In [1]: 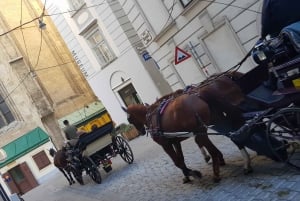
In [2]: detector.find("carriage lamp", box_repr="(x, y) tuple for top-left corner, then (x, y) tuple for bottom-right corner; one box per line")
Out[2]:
(252, 42), (267, 64)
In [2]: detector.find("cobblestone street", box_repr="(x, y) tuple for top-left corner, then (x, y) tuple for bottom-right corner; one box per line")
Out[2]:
(23, 134), (300, 201)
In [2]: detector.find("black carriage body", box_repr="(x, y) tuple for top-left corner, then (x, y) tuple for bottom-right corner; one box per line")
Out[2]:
(230, 52), (300, 167)
(78, 122), (115, 164)
(71, 122), (134, 184)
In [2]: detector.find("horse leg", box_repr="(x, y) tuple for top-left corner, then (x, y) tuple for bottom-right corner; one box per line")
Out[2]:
(240, 146), (253, 174)
(66, 169), (76, 184)
(200, 146), (211, 163)
(195, 135), (225, 165)
(58, 168), (73, 185)
(161, 143), (196, 183)
(195, 134), (222, 182)
(173, 142), (202, 181)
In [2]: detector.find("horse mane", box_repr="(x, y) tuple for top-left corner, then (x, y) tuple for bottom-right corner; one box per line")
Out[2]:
(128, 104), (148, 117)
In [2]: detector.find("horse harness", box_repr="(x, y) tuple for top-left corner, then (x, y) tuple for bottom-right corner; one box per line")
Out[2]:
(145, 87), (208, 137)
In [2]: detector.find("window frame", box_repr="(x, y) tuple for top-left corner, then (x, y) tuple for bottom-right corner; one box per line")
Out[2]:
(0, 95), (15, 128)
(68, 0), (85, 11)
(84, 25), (116, 68)
(32, 151), (51, 170)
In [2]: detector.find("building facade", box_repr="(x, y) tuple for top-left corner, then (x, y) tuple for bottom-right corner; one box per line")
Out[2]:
(0, 0), (100, 196)
(46, 0), (262, 124)
(0, 0), (99, 148)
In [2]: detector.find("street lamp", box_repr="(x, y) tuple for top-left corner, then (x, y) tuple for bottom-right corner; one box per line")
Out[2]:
(38, 19), (46, 30)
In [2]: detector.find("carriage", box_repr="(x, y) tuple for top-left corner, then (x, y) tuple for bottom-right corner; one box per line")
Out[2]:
(227, 52), (300, 168)
(66, 121), (134, 184)
(123, 26), (300, 183)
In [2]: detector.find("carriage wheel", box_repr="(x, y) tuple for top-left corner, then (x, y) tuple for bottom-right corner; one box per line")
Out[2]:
(266, 107), (300, 168)
(114, 136), (134, 164)
(82, 156), (102, 184)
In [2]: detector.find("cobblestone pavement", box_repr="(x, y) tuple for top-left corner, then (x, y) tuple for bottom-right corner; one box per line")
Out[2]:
(23, 134), (300, 201)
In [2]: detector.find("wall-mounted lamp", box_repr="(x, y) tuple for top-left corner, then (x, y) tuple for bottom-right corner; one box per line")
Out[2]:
(38, 19), (46, 30)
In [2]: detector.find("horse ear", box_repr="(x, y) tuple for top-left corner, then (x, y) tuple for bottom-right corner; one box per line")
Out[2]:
(144, 103), (150, 107)
(121, 106), (128, 113)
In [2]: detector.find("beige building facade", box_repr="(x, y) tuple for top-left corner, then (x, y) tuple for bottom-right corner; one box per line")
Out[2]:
(0, 0), (99, 196)
(0, 0), (97, 148)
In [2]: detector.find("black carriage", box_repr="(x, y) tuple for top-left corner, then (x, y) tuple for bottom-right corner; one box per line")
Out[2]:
(228, 35), (300, 168)
(67, 122), (134, 184)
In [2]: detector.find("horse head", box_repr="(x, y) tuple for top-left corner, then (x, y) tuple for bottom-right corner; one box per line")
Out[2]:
(121, 104), (147, 135)
(49, 148), (56, 157)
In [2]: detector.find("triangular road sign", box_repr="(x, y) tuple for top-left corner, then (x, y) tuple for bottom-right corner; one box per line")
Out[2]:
(175, 46), (191, 65)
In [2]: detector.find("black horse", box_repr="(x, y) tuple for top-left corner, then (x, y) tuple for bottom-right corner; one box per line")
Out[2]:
(49, 147), (83, 185)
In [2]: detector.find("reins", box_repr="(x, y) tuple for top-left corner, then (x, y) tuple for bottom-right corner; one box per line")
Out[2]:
(143, 47), (254, 138)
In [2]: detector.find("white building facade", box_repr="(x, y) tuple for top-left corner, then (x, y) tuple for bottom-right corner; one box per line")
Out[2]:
(46, 0), (262, 124)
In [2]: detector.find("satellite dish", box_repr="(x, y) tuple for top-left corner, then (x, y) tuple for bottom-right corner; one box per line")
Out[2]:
(0, 149), (7, 162)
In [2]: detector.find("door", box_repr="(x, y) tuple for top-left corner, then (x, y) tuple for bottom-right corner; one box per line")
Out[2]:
(118, 84), (141, 106)
(6, 162), (38, 195)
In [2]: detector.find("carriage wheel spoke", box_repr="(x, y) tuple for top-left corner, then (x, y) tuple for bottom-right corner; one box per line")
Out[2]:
(267, 107), (300, 168)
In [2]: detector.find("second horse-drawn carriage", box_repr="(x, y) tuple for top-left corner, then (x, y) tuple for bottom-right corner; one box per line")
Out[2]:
(63, 121), (134, 185)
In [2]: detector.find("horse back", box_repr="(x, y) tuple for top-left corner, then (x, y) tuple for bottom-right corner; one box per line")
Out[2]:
(198, 75), (245, 106)
(53, 150), (67, 168)
(160, 94), (210, 132)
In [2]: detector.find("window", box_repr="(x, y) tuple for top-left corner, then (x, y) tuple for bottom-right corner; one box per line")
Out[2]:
(86, 27), (115, 67)
(0, 95), (15, 128)
(180, 0), (193, 8)
(32, 151), (51, 170)
(68, 0), (85, 11)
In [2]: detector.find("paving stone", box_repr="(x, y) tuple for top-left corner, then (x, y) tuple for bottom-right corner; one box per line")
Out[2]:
(23, 136), (300, 201)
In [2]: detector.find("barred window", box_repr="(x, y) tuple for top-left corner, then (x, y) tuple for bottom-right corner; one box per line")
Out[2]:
(180, 0), (193, 8)
(86, 27), (115, 67)
(0, 95), (15, 128)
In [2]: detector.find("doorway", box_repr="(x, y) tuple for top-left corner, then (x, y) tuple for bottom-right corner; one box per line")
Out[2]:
(4, 163), (38, 195)
(118, 84), (141, 106)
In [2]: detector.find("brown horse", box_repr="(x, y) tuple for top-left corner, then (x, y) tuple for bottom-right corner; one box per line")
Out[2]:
(49, 148), (83, 185)
(124, 93), (227, 182)
(122, 73), (256, 182)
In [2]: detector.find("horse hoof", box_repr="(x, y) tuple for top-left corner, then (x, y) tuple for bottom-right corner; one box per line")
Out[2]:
(205, 156), (211, 163)
(190, 170), (202, 179)
(243, 167), (253, 175)
(183, 177), (192, 184)
(213, 177), (221, 183)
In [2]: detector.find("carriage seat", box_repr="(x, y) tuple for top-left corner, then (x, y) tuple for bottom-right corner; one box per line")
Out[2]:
(76, 122), (114, 150)
(246, 84), (285, 108)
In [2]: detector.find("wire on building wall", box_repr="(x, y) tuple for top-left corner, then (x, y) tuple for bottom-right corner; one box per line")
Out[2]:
(0, 0), (262, 104)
